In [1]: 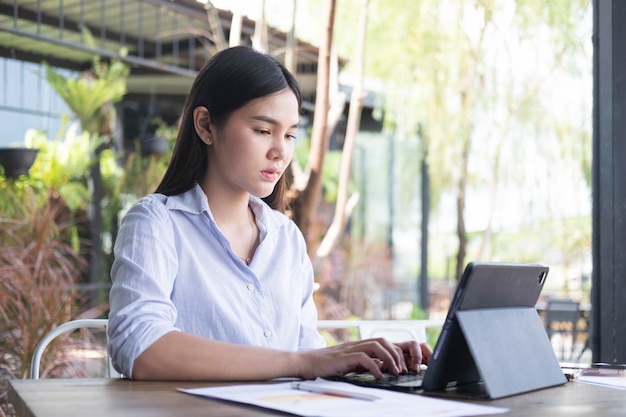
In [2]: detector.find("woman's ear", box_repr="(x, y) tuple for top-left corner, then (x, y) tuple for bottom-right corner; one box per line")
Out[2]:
(193, 106), (213, 145)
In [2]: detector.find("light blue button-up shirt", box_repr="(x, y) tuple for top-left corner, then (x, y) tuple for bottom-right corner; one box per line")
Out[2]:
(107, 184), (326, 377)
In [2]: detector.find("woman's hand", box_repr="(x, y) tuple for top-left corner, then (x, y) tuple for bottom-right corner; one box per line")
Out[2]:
(295, 338), (433, 380)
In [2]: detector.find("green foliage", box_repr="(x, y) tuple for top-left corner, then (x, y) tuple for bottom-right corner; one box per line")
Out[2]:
(99, 148), (124, 194)
(409, 305), (441, 345)
(293, 135), (353, 204)
(0, 122), (95, 218)
(40, 27), (132, 290)
(117, 153), (171, 199)
(514, 0), (590, 49)
(267, 0), (592, 320)
(24, 123), (94, 212)
(42, 27), (130, 136)
(321, 151), (343, 202)
(294, 137), (311, 169)
(0, 176), (45, 219)
(410, 304), (428, 320)
(319, 319), (361, 346)
(43, 61), (128, 135)
(111, 118), (177, 201)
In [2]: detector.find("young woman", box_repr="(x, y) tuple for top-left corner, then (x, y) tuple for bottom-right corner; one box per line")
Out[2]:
(108, 46), (431, 381)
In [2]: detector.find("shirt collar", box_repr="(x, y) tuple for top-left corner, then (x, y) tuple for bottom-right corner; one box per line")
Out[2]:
(162, 184), (282, 231)
(163, 183), (210, 214)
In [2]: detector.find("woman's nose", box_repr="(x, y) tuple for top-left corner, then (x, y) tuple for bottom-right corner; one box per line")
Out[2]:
(269, 136), (290, 160)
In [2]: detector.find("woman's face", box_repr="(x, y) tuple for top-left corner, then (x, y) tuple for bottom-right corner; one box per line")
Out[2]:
(204, 88), (300, 198)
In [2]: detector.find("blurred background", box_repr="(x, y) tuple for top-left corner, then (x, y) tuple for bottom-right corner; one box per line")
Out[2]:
(0, 1), (594, 414)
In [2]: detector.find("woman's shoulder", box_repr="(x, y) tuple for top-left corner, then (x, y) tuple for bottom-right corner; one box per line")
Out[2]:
(120, 194), (172, 229)
(136, 193), (168, 206)
(129, 186), (206, 218)
(130, 193), (169, 213)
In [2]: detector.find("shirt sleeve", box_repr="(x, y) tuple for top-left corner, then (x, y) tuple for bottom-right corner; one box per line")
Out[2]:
(107, 197), (181, 378)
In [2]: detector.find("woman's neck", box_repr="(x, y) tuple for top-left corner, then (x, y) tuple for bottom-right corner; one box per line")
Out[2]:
(200, 181), (258, 265)
(200, 180), (250, 227)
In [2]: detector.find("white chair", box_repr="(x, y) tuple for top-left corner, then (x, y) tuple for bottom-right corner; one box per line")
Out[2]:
(356, 321), (427, 344)
(317, 319), (444, 345)
(30, 318), (121, 379)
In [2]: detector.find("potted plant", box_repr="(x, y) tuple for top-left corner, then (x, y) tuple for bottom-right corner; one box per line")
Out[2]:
(43, 36), (130, 288)
(0, 128), (112, 417)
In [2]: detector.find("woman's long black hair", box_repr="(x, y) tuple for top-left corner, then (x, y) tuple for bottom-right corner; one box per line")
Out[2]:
(155, 46), (302, 212)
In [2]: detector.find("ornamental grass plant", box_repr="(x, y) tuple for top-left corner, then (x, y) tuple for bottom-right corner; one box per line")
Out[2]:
(0, 184), (105, 417)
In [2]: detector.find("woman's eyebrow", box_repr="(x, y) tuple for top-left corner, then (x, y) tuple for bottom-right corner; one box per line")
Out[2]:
(251, 115), (299, 129)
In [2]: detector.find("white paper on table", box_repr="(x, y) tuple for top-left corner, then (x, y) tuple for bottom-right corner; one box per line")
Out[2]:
(178, 378), (508, 417)
(577, 374), (626, 389)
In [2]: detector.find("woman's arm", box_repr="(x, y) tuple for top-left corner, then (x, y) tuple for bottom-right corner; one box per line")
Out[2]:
(132, 331), (431, 381)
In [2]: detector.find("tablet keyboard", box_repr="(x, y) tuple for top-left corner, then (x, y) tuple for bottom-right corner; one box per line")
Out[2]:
(327, 369), (425, 391)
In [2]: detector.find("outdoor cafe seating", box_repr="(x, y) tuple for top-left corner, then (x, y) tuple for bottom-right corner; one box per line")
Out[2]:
(540, 297), (590, 362)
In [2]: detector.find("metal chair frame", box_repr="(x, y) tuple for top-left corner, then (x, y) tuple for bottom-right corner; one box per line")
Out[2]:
(30, 319), (121, 379)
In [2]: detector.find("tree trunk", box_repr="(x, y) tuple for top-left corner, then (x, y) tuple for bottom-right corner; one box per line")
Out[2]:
(291, 0), (336, 258)
(87, 142), (107, 304)
(316, 0), (368, 259)
(455, 132), (470, 281)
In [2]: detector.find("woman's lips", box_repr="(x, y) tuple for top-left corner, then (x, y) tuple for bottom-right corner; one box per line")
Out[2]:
(261, 169), (281, 181)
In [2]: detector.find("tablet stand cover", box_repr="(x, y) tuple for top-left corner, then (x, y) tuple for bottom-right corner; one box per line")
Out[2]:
(456, 307), (567, 399)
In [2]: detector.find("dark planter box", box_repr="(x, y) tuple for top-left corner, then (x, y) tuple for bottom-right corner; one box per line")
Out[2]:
(0, 148), (39, 178)
(139, 135), (168, 155)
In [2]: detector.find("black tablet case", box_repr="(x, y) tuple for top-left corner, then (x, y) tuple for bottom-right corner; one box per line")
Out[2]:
(421, 262), (567, 399)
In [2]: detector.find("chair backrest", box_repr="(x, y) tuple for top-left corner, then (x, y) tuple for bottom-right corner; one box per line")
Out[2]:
(317, 319), (444, 344)
(30, 319), (121, 379)
(545, 298), (580, 325)
(356, 321), (427, 344)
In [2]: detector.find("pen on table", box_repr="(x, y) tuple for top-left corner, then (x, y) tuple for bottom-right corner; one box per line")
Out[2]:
(290, 381), (380, 401)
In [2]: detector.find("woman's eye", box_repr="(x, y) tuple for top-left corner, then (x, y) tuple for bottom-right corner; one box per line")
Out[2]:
(255, 129), (270, 135)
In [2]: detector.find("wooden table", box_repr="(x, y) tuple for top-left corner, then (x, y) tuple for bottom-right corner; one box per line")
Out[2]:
(8, 378), (626, 417)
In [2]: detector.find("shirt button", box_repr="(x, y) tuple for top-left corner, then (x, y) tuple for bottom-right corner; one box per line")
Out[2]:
(247, 284), (255, 292)
(264, 330), (272, 337)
